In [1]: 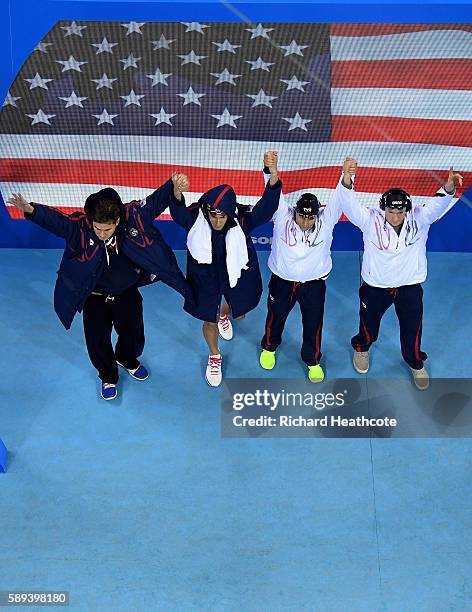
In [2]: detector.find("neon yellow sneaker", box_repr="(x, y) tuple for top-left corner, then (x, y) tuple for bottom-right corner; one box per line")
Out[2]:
(308, 364), (324, 383)
(259, 349), (276, 370)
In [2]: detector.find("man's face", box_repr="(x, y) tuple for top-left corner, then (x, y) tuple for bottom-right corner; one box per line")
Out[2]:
(93, 218), (120, 241)
(208, 210), (228, 231)
(385, 207), (407, 228)
(295, 212), (316, 231)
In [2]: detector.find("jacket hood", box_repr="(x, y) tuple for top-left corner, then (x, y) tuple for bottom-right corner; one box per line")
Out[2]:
(198, 184), (237, 218)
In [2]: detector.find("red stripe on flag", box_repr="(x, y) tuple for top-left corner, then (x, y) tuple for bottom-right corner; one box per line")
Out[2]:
(282, 169), (470, 199)
(332, 59), (472, 90)
(332, 115), (472, 148)
(330, 23), (472, 36)
(2, 159), (469, 199)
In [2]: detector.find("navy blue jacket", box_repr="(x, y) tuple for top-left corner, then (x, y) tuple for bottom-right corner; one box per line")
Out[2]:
(169, 179), (282, 320)
(25, 179), (187, 329)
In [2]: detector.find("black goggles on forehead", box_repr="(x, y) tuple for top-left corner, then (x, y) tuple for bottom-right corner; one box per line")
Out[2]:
(385, 203), (407, 211)
(202, 202), (226, 217)
(208, 209), (226, 217)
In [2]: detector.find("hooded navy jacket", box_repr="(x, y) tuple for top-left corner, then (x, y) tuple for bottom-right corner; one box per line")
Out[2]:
(25, 179), (187, 329)
(169, 178), (282, 321)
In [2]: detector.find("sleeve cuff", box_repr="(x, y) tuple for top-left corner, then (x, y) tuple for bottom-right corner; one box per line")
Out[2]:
(170, 191), (186, 206)
(268, 177), (281, 190)
(24, 204), (37, 219)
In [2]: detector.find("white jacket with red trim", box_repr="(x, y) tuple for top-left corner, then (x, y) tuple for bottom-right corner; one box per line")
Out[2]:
(341, 181), (456, 288)
(266, 174), (346, 282)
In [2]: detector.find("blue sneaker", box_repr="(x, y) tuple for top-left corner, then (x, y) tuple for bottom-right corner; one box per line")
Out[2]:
(117, 361), (149, 381)
(101, 382), (117, 401)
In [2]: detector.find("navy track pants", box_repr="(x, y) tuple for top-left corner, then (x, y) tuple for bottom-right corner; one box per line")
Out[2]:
(261, 274), (326, 366)
(83, 286), (144, 384)
(351, 282), (427, 370)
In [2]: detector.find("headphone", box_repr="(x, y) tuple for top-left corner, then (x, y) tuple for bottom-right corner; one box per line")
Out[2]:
(379, 188), (412, 212)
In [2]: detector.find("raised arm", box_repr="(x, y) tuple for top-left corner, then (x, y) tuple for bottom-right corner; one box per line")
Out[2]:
(140, 176), (179, 221)
(414, 167), (463, 225)
(7, 192), (78, 242)
(167, 172), (195, 231)
(239, 151), (281, 232)
(262, 163), (290, 218)
(336, 158), (371, 232)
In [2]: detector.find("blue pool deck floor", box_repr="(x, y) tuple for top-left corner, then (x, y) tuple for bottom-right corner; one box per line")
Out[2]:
(0, 249), (471, 611)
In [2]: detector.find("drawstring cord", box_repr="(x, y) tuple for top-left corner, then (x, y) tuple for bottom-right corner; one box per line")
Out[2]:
(103, 235), (118, 265)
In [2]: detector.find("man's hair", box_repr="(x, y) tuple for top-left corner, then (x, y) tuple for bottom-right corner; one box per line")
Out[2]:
(92, 199), (120, 223)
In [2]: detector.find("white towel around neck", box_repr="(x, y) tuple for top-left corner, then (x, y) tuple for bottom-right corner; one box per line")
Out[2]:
(187, 209), (249, 288)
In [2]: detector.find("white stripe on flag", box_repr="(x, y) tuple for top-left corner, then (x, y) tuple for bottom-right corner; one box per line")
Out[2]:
(331, 88), (472, 121)
(2, 135), (471, 171)
(330, 29), (472, 61)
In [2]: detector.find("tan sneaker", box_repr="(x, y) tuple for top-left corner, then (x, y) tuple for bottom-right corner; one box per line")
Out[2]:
(411, 366), (430, 391)
(353, 350), (369, 374)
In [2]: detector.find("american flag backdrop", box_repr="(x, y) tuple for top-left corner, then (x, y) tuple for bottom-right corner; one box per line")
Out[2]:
(0, 21), (471, 221)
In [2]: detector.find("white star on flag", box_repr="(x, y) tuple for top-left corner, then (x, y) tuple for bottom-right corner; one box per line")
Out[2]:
(211, 108), (242, 128)
(152, 34), (175, 50)
(212, 40), (241, 54)
(34, 42), (53, 53)
(121, 90), (146, 107)
(56, 56), (88, 72)
(58, 91), (87, 108)
(283, 112), (311, 131)
(61, 22), (87, 37)
(3, 92), (21, 107)
(26, 109), (56, 125)
(210, 68), (241, 86)
(280, 75), (310, 92)
(246, 57), (274, 72)
(91, 38), (118, 54)
(146, 68), (172, 87)
(178, 50), (207, 66)
(121, 22), (145, 35)
(91, 74), (118, 90)
(24, 73), (53, 90)
(246, 24), (274, 39)
(93, 109), (118, 126)
(247, 89), (277, 108)
(279, 40), (309, 57)
(182, 22), (210, 34)
(120, 53), (141, 70)
(177, 86), (206, 106)
(150, 108), (176, 126)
